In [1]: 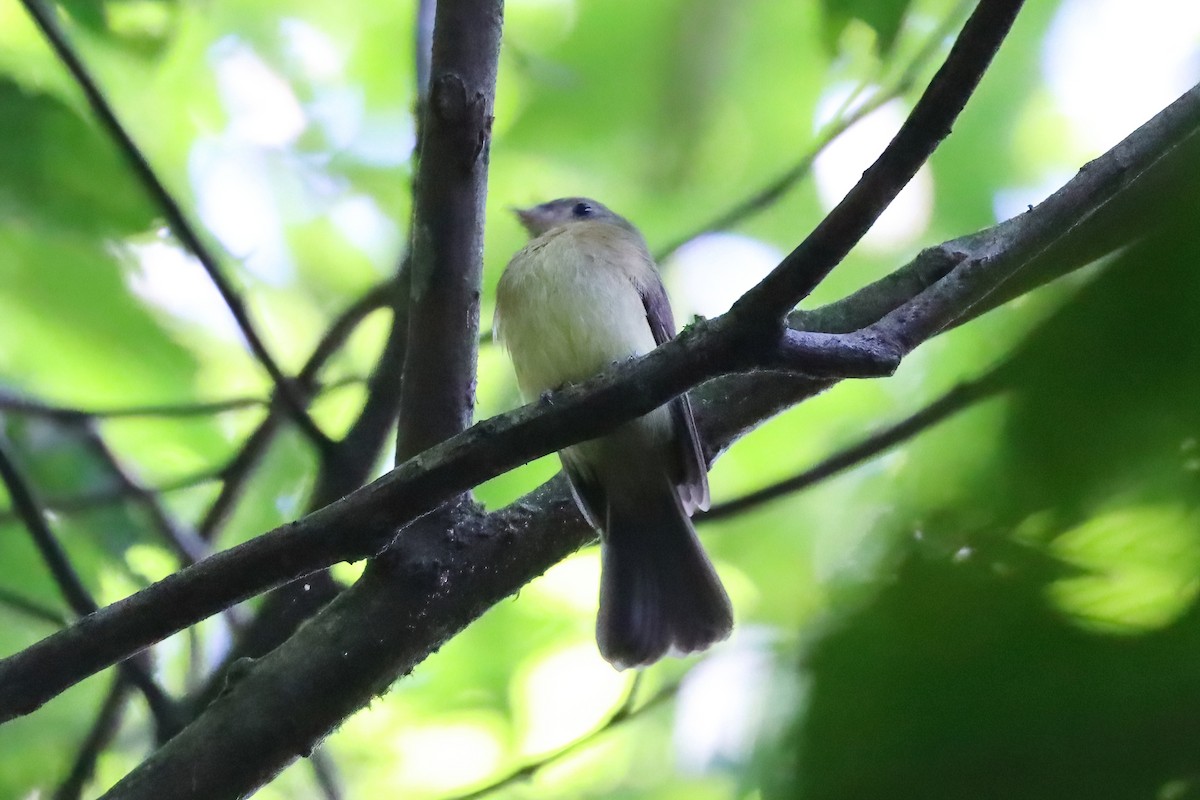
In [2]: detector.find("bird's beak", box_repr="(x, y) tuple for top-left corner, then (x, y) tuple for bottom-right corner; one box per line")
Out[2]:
(512, 206), (540, 236)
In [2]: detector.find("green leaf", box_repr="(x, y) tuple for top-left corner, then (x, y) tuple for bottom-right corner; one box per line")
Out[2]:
(0, 80), (155, 237)
(819, 0), (914, 54)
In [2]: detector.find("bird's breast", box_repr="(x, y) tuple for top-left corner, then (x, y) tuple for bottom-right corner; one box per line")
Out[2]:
(496, 229), (658, 400)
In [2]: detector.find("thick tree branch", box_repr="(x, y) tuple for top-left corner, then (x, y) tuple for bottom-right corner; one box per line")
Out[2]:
(19, 0), (332, 453)
(184, 0), (483, 710)
(396, 0), (499, 460)
(113, 78), (1200, 798)
(732, 0), (1024, 326)
(3, 75), (1196, 736)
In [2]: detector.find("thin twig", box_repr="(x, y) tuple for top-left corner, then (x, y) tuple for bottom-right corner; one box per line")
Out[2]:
(699, 373), (1005, 522)
(653, 0), (972, 261)
(0, 468), (217, 526)
(0, 381), (363, 531)
(308, 746), (344, 800)
(0, 433), (181, 738)
(76, 423), (211, 565)
(0, 390), (265, 422)
(0, 374), (365, 425)
(453, 678), (679, 800)
(53, 676), (131, 800)
(18, 0), (332, 454)
(0, 437), (111, 616)
(0, 585), (68, 627)
(733, 0), (1025, 323)
(197, 286), (391, 542)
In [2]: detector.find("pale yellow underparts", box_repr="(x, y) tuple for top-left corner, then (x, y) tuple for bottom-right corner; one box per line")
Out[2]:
(495, 221), (675, 497)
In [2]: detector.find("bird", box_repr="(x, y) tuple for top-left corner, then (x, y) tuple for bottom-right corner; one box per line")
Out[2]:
(494, 197), (733, 668)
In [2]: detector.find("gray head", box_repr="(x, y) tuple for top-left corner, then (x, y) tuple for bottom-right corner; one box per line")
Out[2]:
(514, 197), (640, 238)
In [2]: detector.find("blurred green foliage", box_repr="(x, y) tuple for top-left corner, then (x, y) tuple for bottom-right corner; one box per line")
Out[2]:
(0, 0), (1197, 798)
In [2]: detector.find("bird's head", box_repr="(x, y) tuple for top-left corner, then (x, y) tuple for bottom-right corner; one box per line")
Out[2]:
(514, 197), (637, 237)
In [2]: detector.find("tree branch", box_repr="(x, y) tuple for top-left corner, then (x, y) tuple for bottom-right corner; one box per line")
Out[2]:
(0, 376), (367, 530)
(0, 390), (267, 422)
(0, 434), (181, 739)
(183, 254), (412, 713)
(53, 675), (131, 800)
(0, 469), (219, 527)
(197, 285), (390, 541)
(699, 372), (1005, 522)
(652, 0), (972, 262)
(0, 585), (68, 627)
(307, 746), (344, 800)
(76, 423), (211, 565)
(91, 76), (1200, 798)
(18, 0), (332, 453)
(732, 0), (1025, 325)
(3, 76), (1196, 735)
(452, 678), (679, 800)
(395, 0), (500, 460)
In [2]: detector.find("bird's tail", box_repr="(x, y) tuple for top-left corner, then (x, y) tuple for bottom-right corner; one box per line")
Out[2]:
(596, 486), (733, 669)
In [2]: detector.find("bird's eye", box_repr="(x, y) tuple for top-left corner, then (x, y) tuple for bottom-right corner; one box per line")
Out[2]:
(572, 202), (593, 218)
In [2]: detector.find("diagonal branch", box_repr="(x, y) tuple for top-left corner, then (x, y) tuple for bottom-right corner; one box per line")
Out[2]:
(197, 284), (391, 542)
(0, 585), (68, 627)
(699, 372), (1006, 522)
(732, 0), (1025, 325)
(18, 0), (332, 453)
(2, 76), (1196, 734)
(653, 0), (973, 262)
(75, 423), (211, 565)
(53, 675), (131, 800)
(88, 82), (1200, 800)
(183, 255), (412, 714)
(453, 678), (678, 800)
(0, 434), (181, 739)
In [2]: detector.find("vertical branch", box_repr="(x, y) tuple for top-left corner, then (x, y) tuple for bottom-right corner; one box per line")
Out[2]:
(396, 0), (501, 460)
(95, 4), (505, 797)
(415, 0), (438, 124)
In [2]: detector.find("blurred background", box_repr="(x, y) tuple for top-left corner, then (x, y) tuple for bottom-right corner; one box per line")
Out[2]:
(1, 0), (1200, 797)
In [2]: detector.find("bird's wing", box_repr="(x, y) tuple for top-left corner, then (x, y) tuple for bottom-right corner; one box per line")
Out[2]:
(639, 271), (711, 512)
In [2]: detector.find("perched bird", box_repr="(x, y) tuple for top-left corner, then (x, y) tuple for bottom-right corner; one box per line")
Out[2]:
(494, 197), (733, 668)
